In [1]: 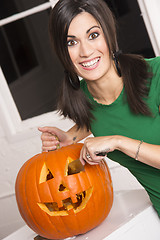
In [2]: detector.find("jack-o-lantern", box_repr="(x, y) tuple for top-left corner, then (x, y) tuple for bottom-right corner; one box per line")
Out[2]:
(15, 143), (113, 239)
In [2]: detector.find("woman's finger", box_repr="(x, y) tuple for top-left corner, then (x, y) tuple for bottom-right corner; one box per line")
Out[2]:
(42, 140), (58, 147)
(79, 146), (86, 165)
(85, 155), (103, 165)
(38, 126), (55, 133)
(42, 145), (58, 152)
(85, 159), (99, 165)
(41, 133), (58, 141)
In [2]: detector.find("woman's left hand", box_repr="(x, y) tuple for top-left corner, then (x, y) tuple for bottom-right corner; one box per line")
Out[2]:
(80, 136), (119, 165)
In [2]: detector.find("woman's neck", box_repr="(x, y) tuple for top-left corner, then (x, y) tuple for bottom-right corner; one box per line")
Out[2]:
(87, 69), (123, 105)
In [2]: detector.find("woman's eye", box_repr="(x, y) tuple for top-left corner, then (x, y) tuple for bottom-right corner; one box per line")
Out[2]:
(89, 32), (99, 40)
(67, 39), (77, 46)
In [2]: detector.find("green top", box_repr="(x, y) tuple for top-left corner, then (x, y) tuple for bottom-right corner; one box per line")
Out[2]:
(80, 57), (160, 216)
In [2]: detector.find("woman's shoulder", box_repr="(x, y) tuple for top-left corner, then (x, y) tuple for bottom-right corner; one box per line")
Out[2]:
(146, 57), (160, 101)
(145, 56), (160, 73)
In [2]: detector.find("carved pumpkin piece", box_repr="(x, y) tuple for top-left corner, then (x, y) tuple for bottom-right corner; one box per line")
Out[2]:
(37, 158), (93, 216)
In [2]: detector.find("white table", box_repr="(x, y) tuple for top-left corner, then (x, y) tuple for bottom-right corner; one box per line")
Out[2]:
(3, 190), (160, 240)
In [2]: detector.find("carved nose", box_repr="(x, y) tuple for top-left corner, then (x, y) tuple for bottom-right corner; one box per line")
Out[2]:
(59, 182), (68, 192)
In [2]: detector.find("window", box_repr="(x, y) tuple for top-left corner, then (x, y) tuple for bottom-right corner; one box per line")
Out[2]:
(0, 0), (63, 120)
(105, 0), (155, 58)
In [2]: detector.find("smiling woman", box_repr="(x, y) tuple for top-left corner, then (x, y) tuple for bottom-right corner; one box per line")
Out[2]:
(39, 0), (160, 218)
(49, 0), (153, 130)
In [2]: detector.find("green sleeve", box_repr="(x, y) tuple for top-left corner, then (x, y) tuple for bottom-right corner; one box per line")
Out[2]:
(146, 57), (160, 105)
(154, 57), (160, 105)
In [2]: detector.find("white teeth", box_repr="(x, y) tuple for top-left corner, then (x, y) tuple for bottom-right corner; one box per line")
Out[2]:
(82, 58), (100, 67)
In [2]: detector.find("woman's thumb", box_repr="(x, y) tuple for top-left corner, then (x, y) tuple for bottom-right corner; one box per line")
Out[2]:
(38, 126), (53, 133)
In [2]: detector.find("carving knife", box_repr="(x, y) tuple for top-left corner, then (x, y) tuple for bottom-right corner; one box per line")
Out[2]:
(68, 151), (108, 175)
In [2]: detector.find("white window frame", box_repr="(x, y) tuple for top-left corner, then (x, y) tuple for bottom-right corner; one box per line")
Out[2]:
(0, 0), (160, 142)
(137, 0), (160, 56)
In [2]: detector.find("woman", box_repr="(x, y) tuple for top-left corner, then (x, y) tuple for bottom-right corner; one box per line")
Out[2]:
(39, 0), (160, 217)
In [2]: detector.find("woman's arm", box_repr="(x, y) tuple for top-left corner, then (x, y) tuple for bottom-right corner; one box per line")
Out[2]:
(80, 135), (160, 169)
(38, 124), (91, 151)
(117, 136), (160, 169)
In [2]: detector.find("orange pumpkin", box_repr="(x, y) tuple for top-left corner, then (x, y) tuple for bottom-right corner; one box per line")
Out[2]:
(15, 143), (113, 239)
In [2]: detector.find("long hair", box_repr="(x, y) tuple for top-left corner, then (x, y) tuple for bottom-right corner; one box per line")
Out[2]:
(49, 0), (152, 130)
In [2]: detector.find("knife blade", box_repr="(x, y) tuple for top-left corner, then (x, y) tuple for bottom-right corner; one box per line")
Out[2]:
(68, 150), (108, 175)
(68, 158), (85, 175)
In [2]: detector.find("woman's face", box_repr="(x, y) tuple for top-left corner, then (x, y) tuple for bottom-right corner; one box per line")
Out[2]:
(67, 12), (113, 82)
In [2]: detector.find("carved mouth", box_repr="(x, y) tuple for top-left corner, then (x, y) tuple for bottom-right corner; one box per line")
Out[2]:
(37, 187), (93, 216)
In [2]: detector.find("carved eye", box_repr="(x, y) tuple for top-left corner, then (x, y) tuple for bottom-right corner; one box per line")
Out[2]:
(39, 163), (54, 184)
(66, 157), (84, 176)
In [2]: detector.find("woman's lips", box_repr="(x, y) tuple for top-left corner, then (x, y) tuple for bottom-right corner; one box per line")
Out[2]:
(80, 57), (100, 70)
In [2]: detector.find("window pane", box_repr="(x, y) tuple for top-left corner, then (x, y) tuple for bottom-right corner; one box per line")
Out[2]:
(105, 0), (155, 58)
(0, 20), (38, 84)
(0, 0), (49, 19)
(0, 28), (18, 83)
(1, 8), (64, 120)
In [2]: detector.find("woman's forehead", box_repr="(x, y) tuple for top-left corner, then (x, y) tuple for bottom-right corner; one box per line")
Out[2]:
(68, 12), (101, 35)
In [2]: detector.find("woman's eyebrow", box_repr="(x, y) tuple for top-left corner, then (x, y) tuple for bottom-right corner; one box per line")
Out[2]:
(86, 26), (100, 33)
(67, 26), (100, 38)
(67, 35), (76, 38)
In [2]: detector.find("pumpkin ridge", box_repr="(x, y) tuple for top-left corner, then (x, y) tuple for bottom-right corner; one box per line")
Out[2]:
(26, 154), (59, 238)
(85, 165), (100, 224)
(76, 170), (93, 230)
(38, 154), (71, 238)
(43, 152), (74, 238)
(96, 162), (113, 223)
(25, 155), (49, 236)
(35, 154), (59, 237)
(16, 158), (39, 233)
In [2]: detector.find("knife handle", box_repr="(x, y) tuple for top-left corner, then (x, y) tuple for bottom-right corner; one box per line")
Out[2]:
(96, 152), (107, 156)
(95, 148), (110, 156)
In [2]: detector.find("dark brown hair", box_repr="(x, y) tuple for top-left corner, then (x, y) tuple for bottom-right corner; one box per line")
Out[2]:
(49, 0), (152, 130)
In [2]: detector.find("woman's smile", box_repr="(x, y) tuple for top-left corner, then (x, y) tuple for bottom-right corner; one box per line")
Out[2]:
(80, 57), (100, 70)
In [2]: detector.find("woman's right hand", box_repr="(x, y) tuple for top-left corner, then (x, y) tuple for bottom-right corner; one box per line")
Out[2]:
(38, 126), (71, 152)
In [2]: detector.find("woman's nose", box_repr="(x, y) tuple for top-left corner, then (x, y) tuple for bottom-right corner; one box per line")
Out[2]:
(79, 41), (93, 57)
